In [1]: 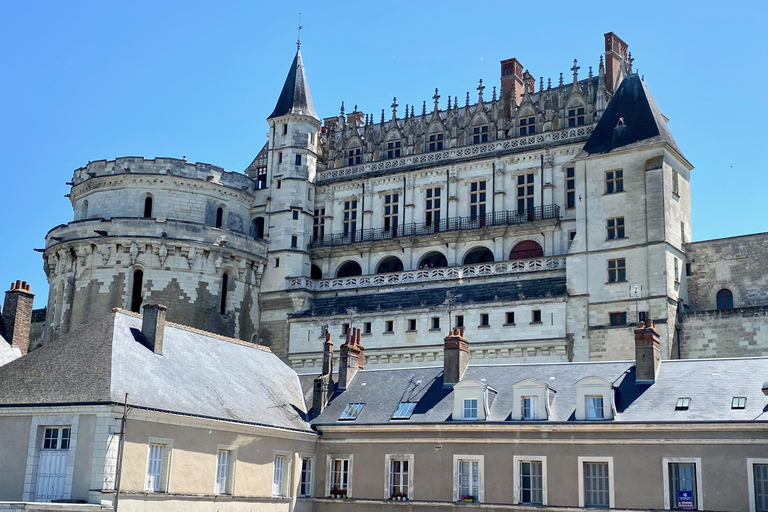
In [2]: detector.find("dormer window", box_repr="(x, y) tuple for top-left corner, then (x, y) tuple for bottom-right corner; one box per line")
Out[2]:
(586, 396), (604, 419)
(512, 378), (552, 421)
(339, 403), (365, 421)
(522, 396), (537, 420)
(472, 125), (489, 144)
(568, 107), (586, 127)
(731, 396), (746, 409)
(675, 397), (691, 410)
(393, 402), (417, 419)
(519, 116), (536, 136)
(462, 399), (478, 420)
(428, 132), (444, 152)
(386, 140), (401, 159)
(346, 147), (362, 166)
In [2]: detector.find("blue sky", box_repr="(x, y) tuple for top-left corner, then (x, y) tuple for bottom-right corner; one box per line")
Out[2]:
(1, 1), (766, 305)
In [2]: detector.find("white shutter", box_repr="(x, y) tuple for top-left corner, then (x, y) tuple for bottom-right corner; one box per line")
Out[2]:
(273, 455), (285, 497)
(146, 444), (164, 492)
(215, 450), (229, 494)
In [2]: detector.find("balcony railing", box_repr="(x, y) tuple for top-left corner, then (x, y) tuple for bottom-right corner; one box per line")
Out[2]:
(310, 205), (559, 248)
(286, 256), (566, 292)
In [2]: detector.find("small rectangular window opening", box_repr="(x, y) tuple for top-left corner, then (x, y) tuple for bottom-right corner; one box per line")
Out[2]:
(407, 319), (416, 331)
(385, 320), (394, 333)
(506, 312), (515, 325)
(339, 402), (365, 420)
(291, 235), (298, 248)
(292, 210), (299, 220)
(392, 402), (417, 419)
(455, 315), (464, 328)
(532, 310), (542, 323)
(480, 313), (489, 327)
(675, 397), (691, 410)
(431, 317), (440, 330)
(364, 322), (372, 335)
(731, 396), (746, 409)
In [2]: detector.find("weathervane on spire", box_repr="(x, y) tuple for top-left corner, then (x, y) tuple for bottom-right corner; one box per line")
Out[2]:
(297, 12), (303, 49)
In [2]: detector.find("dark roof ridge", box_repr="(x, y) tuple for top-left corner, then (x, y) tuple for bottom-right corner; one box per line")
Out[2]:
(687, 231), (768, 245)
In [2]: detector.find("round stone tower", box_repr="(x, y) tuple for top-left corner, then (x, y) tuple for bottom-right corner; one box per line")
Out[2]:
(42, 157), (267, 345)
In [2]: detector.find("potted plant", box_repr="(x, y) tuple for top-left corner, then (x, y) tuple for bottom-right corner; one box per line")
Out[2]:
(461, 494), (475, 503)
(331, 487), (346, 499)
(390, 491), (401, 500)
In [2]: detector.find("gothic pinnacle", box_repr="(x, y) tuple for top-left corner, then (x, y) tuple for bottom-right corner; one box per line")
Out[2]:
(391, 97), (398, 120)
(433, 88), (440, 112)
(571, 59), (580, 83)
(477, 79), (484, 103)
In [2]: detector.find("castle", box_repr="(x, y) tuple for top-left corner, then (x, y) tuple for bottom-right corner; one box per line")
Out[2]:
(23, 31), (768, 370)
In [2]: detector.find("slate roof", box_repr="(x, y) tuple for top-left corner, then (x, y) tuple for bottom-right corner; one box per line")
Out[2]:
(268, 49), (318, 120)
(0, 311), (312, 433)
(294, 276), (567, 317)
(310, 357), (768, 425)
(582, 74), (685, 160)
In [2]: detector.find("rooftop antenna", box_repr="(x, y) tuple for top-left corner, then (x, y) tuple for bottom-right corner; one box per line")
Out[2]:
(296, 12), (303, 49)
(629, 285), (643, 323)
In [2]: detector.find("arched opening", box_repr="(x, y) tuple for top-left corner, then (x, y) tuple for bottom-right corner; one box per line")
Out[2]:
(336, 261), (362, 278)
(130, 269), (143, 313)
(216, 207), (224, 229)
(220, 273), (230, 314)
(80, 200), (89, 220)
(716, 289), (733, 310)
(143, 196), (153, 218)
(376, 256), (404, 274)
(509, 241), (543, 260)
(311, 265), (323, 280)
(419, 252), (448, 269)
(463, 247), (494, 265)
(252, 217), (265, 239)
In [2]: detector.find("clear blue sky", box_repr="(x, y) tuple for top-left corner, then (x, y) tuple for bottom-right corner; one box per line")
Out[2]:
(1, 1), (766, 305)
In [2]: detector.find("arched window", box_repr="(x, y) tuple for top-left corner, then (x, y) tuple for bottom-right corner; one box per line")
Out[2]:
(376, 256), (404, 274)
(509, 241), (543, 260)
(131, 270), (144, 313)
(463, 247), (494, 265)
(337, 261), (362, 278)
(419, 252), (448, 269)
(252, 217), (265, 239)
(311, 265), (323, 280)
(80, 200), (89, 220)
(216, 207), (224, 229)
(716, 289), (733, 310)
(220, 273), (229, 314)
(143, 196), (153, 218)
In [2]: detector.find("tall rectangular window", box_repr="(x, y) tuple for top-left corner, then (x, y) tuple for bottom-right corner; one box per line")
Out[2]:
(522, 396), (537, 420)
(384, 194), (399, 234)
(472, 125), (489, 144)
(752, 463), (768, 512)
(519, 116), (536, 136)
(343, 200), (357, 239)
(517, 173), (535, 215)
(566, 167), (575, 209)
(295, 154), (302, 166)
(300, 457), (313, 497)
(389, 459), (410, 498)
(519, 461), (543, 504)
(386, 140), (401, 159)
(462, 399), (478, 420)
(470, 181), (487, 221)
(606, 217), (625, 239)
(568, 107), (586, 126)
(583, 462), (610, 507)
(605, 170), (624, 194)
(428, 132), (444, 152)
(668, 463), (698, 510)
(313, 208), (325, 241)
(291, 235), (298, 248)
(672, 171), (679, 196)
(425, 187), (441, 227)
(215, 450), (232, 495)
(329, 458), (350, 494)
(273, 455), (286, 497)
(146, 443), (166, 492)
(457, 460), (480, 499)
(607, 258), (626, 283)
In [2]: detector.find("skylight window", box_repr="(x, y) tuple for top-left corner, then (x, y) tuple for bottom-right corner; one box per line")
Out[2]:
(675, 397), (691, 410)
(731, 396), (746, 409)
(339, 403), (365, 421)
(392, 402), (417, 419)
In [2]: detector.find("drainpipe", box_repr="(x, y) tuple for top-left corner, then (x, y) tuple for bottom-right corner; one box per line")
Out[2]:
(114, 393), (129, 512)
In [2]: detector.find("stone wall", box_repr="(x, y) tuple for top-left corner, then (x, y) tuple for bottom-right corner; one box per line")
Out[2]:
(679, 306), (768, 359)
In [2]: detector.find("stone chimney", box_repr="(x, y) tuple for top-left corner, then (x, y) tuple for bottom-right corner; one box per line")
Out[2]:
(311, 331), (334, 417)
(2, 280), (34, 355)
(337, 328), (364, 390)
(500, 58), (525, 118)
(142, 304), (167, 355)
(634, 319), (660, 383)
(604, 32), (629, 94)
(443, 327), (469, 387)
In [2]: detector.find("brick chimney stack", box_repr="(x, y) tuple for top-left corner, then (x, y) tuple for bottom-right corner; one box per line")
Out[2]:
(443, 327), (469, 387)
(2, 280), (34, 355)
(634, 318), (660, 383)
(311, 331), (335, 417)
(142, 304), (167, 355)
(500, 58), (526, 118)
(604, 32), (629, 94)
(337, 328), (364, 390)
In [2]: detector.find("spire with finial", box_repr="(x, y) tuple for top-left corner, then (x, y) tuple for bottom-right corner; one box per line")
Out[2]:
(391, 97), (398, 121)
(454, 96), (458, 110)
(433, 88), (440, 113)
(559, 72), (564, 88)
(465, 92), (470, 110)
(447, 95), (452, 111)
(381, 109), (385, 124)
(422, 101), (426, 116)
(571, 59), (580, 84)
(340, 101), (345, 117)
(547, 77), (552, 89)
(410, 105), (415, 118)
(539, 77), (544, 93)
(477, 79), (485, 103)
(296, 12), (303, 50)
(589, 66), (593, 80)
(492, 86), (497, 102)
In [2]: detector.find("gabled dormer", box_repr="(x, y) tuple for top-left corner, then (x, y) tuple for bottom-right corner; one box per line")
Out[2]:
(511, 378), (554, 421)
(575, 376), (615, 420)
(452, 379), (497, 421)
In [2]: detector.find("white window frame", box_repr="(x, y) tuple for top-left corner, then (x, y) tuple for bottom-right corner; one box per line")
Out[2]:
(453, 454), (484, 502)
(513, 455), (547, 505)
(145, 437), (173, 493)
(299, 453), (314, 498)
(272, 451), (292, 498)
(748, 458), (768, 512)
(662, 457), (703, 511)
(586, 395), (605, 419)
(327, 454), (353, 497)
(384, 453), (414, 500)
(522, 396), (538, 420)
(214, 445), (237, 495)
(462, 398), (478, 420)
(578, 456), (614, 508)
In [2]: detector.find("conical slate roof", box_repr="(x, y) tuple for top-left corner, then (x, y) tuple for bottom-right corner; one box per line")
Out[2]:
(268, 49), (318, 120)
(582, 74), (685, 160)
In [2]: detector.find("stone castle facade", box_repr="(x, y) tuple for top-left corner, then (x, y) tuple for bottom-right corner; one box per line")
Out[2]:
(30, 32), (768, 367)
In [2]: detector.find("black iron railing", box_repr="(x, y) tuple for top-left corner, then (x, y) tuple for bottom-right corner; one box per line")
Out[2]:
(310, 204), (559, 248)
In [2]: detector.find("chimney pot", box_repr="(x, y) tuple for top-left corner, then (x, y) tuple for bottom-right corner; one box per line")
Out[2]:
(634, 319), (660, 383)
(443, 328), (469, 387)
(3, 280), (35, 355)
(142, 304), (167, 355)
